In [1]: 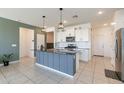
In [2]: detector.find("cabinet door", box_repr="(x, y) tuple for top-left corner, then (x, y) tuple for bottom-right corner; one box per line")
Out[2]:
(65, 27), (74, 37)
(48, 52), (54, 68)
(59, 54), (67, 73)
(82, 28), (89, 41)
(61, 32), (66, 42)
(76, 29), (82, 41)
(75, 27), (89, 41)
(56, 32), (61, 42)
(36, 52), (40, 63)
(40, 52), (44, 65)
(53, 53), (60, 70)
(43, 52), (48, 66)
(57, 31), (66, 42)
(67, 55), (75, 75)
(80, 50), (89, 61)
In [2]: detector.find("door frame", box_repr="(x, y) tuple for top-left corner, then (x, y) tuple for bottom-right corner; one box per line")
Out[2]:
(91, 28), (104, 57)
(19, 27), (35, 59)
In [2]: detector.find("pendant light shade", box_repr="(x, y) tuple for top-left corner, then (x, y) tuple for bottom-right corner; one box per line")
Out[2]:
(58, 8), (64, 30)
(42, 16), (46, 31)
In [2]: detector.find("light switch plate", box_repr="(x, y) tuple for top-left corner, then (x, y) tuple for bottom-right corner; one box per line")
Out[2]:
(11, 44), (17, 47)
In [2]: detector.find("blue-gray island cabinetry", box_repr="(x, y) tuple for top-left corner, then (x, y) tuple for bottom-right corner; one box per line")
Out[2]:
(36, 50), (79, 76)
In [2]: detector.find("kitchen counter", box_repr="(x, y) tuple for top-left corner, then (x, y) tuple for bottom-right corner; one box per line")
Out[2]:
(36, 49), (79, 76)
(45, 49), (80, 54)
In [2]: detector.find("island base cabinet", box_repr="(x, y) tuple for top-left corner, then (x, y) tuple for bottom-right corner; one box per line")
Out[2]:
(40, 52), (44, 65)
(53, 54), (60, 71)
(36, 51), (76, 76)
(67, 55), (76, 76)
(36, 52), (40, 64)
(43, 52), (48, 66)
(60, 54), (67, 73)
(48, 53), (54, 68)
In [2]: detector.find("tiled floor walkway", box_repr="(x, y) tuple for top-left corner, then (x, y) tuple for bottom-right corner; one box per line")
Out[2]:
(0, 56), (123, 84)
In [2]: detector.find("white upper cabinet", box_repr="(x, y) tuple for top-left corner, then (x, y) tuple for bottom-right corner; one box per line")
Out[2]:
(55, 23), (91, 42)
(64, 27), (75, 37)
(75, 25), (90, 41)
(56, 31), (66, 42)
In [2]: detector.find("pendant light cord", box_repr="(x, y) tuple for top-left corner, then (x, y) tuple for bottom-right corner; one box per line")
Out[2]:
(60, 8), (63, 23)
(43, 16), (45, 28)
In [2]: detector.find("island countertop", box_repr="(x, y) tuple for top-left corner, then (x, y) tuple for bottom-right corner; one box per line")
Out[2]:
(37, 49), (80, 55)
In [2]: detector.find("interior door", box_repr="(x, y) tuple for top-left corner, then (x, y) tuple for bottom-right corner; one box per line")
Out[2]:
(27, 30), (34, 58)
(37, 34), (45, 50)
(19, 28), (34, 58)
(93, 34), (104, 56)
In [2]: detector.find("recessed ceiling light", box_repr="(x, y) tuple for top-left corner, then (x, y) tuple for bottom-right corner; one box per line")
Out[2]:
(111, 22), (116, 25)
(98, 11), (103, 15)
(104, 23), (108, 26)
(63, 20), (67, 23)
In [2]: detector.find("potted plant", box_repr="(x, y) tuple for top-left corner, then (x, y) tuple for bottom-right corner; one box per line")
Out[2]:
(2, 53), (13, 66)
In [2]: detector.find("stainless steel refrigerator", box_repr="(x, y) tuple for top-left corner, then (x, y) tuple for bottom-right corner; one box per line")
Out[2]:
(115, 28), (124, 81)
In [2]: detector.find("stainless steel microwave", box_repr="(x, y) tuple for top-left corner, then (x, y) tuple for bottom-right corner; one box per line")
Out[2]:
(66, 37), (75, 42)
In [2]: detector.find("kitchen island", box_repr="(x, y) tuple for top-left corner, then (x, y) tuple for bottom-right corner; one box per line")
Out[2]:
(36, 49), (79, 76)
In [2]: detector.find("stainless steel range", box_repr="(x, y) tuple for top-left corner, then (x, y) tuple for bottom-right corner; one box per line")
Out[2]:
(65, 44), (77, 51)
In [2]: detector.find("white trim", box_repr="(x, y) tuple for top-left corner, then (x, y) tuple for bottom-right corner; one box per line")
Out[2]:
(35, 63), (73, 78)
(0, 60), (19, 67)
(10, 60), (19, 64)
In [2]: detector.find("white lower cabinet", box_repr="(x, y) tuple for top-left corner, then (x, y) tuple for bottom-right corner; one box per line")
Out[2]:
(79, 49), (89, 62)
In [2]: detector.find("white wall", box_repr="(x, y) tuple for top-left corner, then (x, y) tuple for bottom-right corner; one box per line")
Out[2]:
(92, 26), (113, 57)
(111, 9), (124, 67)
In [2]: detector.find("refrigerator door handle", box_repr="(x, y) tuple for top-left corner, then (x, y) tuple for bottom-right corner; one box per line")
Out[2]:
(115, 39), (118, 59)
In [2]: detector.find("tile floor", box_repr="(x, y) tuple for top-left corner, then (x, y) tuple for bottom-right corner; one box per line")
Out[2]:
(0, 56), (123, 84)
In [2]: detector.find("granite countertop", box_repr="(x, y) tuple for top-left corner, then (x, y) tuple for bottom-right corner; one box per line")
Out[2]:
(37, 49), (80, 54)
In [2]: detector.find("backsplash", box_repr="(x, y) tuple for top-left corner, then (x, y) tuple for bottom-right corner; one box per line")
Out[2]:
(55, 41), (91, 49)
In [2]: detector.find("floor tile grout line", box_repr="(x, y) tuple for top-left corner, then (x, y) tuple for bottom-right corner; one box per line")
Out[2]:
(103, 57), (110, 83)
(75, 62), (87, 81)
(0, 67), (9, 84)
(92, 56), (97, 84)
(11, 64), (36, 84)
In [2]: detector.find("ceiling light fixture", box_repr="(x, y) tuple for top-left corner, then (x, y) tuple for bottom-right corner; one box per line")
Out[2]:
(73, 15), (78, 19)
(42, 16), (46, 31)
(111, 22), (116, 25)
(58, 8), (64, 31)
(98, 11), (103, 15)
(104, 23), (108, 26)
(63, 20), (67, 24)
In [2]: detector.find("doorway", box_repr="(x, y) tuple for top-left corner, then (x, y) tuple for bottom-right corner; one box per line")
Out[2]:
(37, 34), (45, 50)
(93, 34), (104, 56)
(19, 28), (34, 58)
(92, 26), (113, 57)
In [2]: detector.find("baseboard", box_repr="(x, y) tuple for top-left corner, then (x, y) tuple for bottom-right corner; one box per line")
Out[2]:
(0, 60), (19, 67)
(35, 63), (73, 78)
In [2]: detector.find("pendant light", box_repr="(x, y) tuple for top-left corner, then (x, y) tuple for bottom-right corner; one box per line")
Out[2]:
(42, 16), (46, 31)
(58, 8), (64, 31)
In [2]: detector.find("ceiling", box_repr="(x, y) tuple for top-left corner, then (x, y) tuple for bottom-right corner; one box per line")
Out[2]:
(0, 8), (120, 28)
